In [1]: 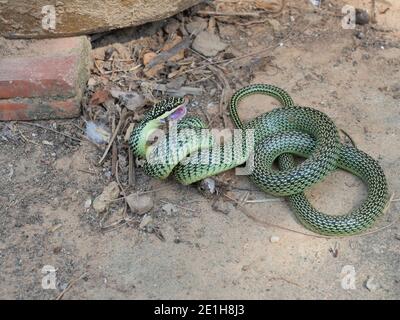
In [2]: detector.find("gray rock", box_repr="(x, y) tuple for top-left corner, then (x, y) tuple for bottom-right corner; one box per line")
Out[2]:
(1, 0), (203, 38)
(162, 203), (178, 215)
(356, 8), (370, 25)
(198, 178), (216, 198)
(186, 17), (208, 35)
(93, 182), (120, 213)
(139, 215), (154, 230)
(365, 276), (379, 292)
(126, 194), (154, 215)
(212, 199), (234, 215)
(192, 31), (228, 57)
(84, 198), (92, 209)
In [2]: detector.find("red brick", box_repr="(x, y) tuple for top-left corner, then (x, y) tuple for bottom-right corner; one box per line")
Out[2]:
(0, 36), (91, 121)
(0, 55), (78, 99)
(0, 98), (80, 121)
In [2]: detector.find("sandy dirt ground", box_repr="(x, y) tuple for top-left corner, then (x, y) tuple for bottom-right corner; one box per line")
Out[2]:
(0, 0), (399, 299)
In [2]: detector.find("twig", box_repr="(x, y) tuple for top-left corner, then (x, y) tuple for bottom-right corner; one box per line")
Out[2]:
(100, 160), (132, 231)
(197, 10), (261, 17)
(69, 122), (85, 133)
(207, 65), (232, 127)
(139, 186), (174, 194)
(111, 116), (118, 177)
(181, 19), (312, 76)
(98, 109), (127, 165)
(128, 149), (136, 187)
(148, 83), (204, 96)
(103, 64), (142, 75)
(371, 0), (377, 24)
(245, 198), (284, 203)
(114, 159), (128, 221)
(240, 191), (250, 206)
(269, 276), (302, 288)
(17, 128), (39, 145)
(144, 37), (192, 70)
(159, 200), (198, 213)
(237, 18), (270, 26)
(223, 192), (399, 239)
(223, 192), (328, 238)
(18, 121), (82, 143)
(75, 132), (103, 150)
(55, 273), (88, 300)
(77, 169), (96, 175)
(100, 219), (128, 232)
(340, 129), (356, 147)
(105, 186), (174, 204)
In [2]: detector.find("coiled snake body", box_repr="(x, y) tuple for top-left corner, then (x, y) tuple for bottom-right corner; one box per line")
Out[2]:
(129, 84), (388, 235)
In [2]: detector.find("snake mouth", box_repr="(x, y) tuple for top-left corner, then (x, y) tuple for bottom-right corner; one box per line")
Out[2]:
(160, 97), (189, 123)
(168, 104), (187, 121)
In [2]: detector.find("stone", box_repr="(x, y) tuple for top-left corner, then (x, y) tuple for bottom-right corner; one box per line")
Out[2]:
(93, 182), (120, 213)
(139, 215), (154, 230)
(270, 236), (280, 243)
(110, 90), (146, 111)
(266, 18), (283, 34)
(0, 36), (91, 120)
(185, 17), (208, 35)
(212, 199), (234, 215)
(192, 31), (228, 57)
(365, 276), (379, 292)
(126, 194), (154, 215)
(198, 178), (216, 198)
(162, 203), (178, 215)
(355, 8), (370, 25)
(84, 198), (92, 209)
(0, 0), (202, 39)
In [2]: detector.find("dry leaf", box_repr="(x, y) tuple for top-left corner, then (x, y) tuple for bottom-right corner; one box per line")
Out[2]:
(89, 90), (111, 106)
(255, 0), (282, 12)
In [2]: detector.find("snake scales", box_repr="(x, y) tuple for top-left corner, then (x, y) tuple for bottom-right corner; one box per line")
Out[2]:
(129, 84), (388, 235)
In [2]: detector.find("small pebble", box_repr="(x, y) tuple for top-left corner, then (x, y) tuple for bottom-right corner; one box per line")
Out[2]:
(198, 178), (216, 198)
(354, 31), (365, 40)
(84, 198), (92, 209)
(162, 203), (177, 215)
(365, 276), (379, 292)
(139, 215), (153, 230)
(126, 194), (154, 215)
(270, 236), (280, 243)
(192, 31), (227, 57)
(212, 199), (234, 215)
(59, 283), (69, 291)
(87, 78), (97, 87)
(42, 140), (53, 146)
(93, 182), (120, 213)
(355, 8), (370, 25)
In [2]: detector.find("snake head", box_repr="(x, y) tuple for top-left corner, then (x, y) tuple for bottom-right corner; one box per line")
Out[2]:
(150, 96), (189, 123)
(130, 96), (189, 158)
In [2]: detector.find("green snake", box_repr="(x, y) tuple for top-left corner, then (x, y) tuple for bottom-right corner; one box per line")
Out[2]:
(129, 84), (388, 235)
